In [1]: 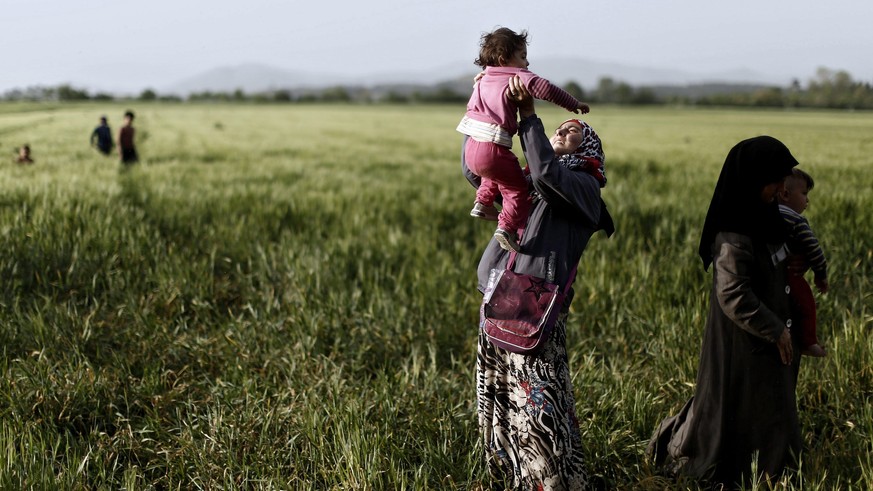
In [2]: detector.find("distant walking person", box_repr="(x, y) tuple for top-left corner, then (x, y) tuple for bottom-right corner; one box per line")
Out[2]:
(91, 116), (114, 155)
(118, 110), (138, 164)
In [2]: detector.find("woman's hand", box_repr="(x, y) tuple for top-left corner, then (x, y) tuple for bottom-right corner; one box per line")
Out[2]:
(507, 75), (535, 118)
(776, 328), (793, 365)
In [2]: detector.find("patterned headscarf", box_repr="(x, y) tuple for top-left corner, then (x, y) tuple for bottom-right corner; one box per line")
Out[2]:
(556, 119), (606, 187)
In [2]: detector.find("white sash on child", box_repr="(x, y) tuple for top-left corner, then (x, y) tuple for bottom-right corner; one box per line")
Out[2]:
(456, 116), (513, 148)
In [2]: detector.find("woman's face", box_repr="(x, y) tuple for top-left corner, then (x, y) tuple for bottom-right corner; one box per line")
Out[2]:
(550, 122), (584, 156)
(760, 180), (785, 203)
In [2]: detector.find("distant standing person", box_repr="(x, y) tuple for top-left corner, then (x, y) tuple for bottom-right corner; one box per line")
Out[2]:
(118, 110), (138, 164)
(91, 116), (114, 155)
(15, 144), (34, 164)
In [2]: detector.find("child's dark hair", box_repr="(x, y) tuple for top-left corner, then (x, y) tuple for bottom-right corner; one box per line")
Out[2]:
(474, 27), (528, 69)
(124, 110), (135, 120)
(790, 167), (814, 191)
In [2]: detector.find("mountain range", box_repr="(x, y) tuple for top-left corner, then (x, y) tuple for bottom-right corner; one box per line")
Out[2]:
(162, 59), (794, 96)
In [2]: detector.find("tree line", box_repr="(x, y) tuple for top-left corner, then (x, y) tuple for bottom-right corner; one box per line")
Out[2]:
(3, 68), (871, 110)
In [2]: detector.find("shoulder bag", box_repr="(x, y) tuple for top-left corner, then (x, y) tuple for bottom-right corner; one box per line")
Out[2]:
(480, 250), (577, 355)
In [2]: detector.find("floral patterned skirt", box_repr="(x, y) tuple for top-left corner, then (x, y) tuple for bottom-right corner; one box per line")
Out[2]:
(476, 317), (588, 490)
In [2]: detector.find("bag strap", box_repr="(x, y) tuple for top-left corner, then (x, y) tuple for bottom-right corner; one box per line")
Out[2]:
(506, 249), (519, 271)
(564, 264), (578, 292)
(506, 250), (578, 293)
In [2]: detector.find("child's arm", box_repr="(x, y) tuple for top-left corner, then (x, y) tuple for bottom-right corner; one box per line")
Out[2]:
(525, 74), (589, 114)
(790, 216), (828, 283)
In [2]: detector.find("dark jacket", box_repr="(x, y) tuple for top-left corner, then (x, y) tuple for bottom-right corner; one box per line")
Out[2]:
(462, 114), (613, 306)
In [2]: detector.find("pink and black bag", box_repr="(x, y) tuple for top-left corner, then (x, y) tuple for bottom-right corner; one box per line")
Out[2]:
(480, 250), (577, 355)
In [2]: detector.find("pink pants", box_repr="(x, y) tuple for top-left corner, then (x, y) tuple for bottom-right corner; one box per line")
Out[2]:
(464, 139), (531, 232)
(788, 273), (819, 348)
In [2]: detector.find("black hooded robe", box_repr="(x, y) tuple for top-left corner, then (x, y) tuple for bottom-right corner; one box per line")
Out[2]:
(649, 136), (802, 488)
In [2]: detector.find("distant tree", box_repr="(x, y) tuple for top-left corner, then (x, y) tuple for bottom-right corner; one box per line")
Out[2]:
(382, 91), (409, 103)
(595, 77), (617, 103)
(804, 67), (873, 109)
(2, 88), (22, 101)
(40, 86), (57, 101)
(851, 83), (873, 109)
(188, 90), (231, 102)
(92, 92), (114, 101)
(57, 84), (90, 101)
(273, 90), (292, 102)
(356, 89), (374, 103)
(414, 87), (466, 103)
(233, 88), (246, 101)
(139, 88), (157, 101)
(252, 93), (270, 103)
(320, 86), (351, 102)
(614, 82), (634, 104)
(785, 79), (803, 107)
(631, 87), (658, 105)
(751, 87), (785, 107)
(188, 91), (211, 101)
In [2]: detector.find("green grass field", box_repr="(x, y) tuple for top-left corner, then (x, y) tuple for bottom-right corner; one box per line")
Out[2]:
(1, 102), (871, 489)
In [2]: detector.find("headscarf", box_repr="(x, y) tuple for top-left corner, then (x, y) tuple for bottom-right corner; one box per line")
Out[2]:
(556, 119), (607, 188)
(547, 119), (614, 236)
(698, 135), (799, 270)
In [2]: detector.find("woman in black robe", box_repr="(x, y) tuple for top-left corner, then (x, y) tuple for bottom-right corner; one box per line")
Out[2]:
(648, 136), (802, 489)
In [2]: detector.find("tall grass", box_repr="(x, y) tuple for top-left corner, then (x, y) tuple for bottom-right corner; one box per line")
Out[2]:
(0, 103), (871, 489)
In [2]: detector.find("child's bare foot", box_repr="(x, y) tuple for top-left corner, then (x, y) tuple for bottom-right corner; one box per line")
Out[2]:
(802, 344), (827, 357)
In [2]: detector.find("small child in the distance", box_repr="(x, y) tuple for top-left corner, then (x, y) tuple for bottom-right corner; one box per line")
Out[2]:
(778, 168), (829, 357)
(457, 27), (589, 252)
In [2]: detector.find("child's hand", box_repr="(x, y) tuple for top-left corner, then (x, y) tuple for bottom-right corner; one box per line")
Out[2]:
(814, 276), (829, 294)
(473, 71), (485, 83)
(573, 102), (591, 114)
(574, 102), (590, 114)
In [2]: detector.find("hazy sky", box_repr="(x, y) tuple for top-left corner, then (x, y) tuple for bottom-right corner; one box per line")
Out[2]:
(3, 0), (871, 93)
